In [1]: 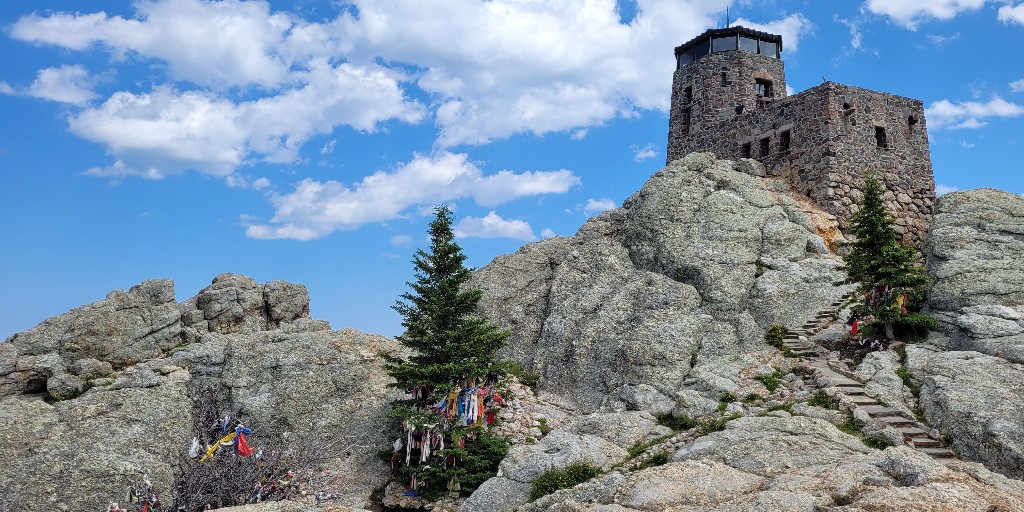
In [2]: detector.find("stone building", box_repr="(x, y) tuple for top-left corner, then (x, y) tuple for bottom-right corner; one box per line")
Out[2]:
(666, 26), (935, 246)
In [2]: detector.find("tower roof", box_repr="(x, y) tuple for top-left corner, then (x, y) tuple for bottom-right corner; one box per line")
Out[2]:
(674, 25), (783, 58)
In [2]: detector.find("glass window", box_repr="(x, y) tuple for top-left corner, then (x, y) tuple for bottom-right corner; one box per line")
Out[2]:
(712, 36), (737, 53)
(756, 79), (773, 98)
(677, 50), (693, 68)
(759, 40), (778, 58)
(693, 39), (710, 59)
(739, 36), (758, 53)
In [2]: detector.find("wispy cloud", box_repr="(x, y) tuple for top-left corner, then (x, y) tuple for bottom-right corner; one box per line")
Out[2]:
(864, 0), (987, 30)
(1011, 79), (1024, 93)
(926, 96), (1024, 129)
(390, 234), (413, 246)
(631, 143), (657, 162)
(28, 64), (98, 105)
(245, 151), (579, 240)
(935, 183), (960, 196)
(454, 211), (535, 240)
(999, 2), (1024, 25)
(583, 197), (616, 216)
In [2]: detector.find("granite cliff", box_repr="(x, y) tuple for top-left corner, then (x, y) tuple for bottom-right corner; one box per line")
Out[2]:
(3, 156), (1024, 511)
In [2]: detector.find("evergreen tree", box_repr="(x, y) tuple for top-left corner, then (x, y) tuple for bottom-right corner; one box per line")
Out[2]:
(838, 175), (935, 340)
(384, 205), (510, 498)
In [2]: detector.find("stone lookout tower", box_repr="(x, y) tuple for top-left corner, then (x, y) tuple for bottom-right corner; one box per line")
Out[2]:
(667, 26), (936, 247)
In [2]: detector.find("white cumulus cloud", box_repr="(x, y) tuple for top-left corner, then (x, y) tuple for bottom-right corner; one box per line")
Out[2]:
(999, 3), (1024, 25)
(632, 143), (657, 162)
(0, 81), (16, 95)
(541, 228), (557, 238)
(246, 151), (579, 240)
(9, 1), (817, 179)
(583, 197), (616, 216)
(454, 211), (536, 240)
(926, 97), (1024, 129)
(1012, 79), (1024, 93)
(28, 65), (98, 105)
(863, 0), (987, 29)
(67, 62), (424, 177)
(935, 183), (960, 196)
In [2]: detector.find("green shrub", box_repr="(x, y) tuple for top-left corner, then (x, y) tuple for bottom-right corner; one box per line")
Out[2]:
(655, 413), (696, 431)
(764, 324), (788, 349)
(637, 452), (670, 470)
(743, 393), (761, 403)
(627, 435), (671, 458)
(529, 462), (603, 501)
(755, 369), (787, 392)
(863, 436), (896, 450)
(837, 418), (862, 436)
(808, 391), (839, 409)
(764, 402), (793, 413)
(697, 413), (741, 436)
(895, 366), (919, 395)
(717, 392), (737, 412)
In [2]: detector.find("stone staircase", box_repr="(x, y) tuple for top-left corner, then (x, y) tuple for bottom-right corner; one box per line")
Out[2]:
(785, 294), (956, 459)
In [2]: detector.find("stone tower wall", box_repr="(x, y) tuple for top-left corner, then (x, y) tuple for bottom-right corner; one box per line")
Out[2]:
(667, 73), (935, 246)
(668, 50), (786, 159)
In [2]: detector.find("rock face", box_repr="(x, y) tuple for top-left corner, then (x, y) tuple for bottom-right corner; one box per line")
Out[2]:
(470, 153), (847, 413)
(0, 274), (398, 512)
(913, 188), (1024, 479)
(523, 416), (1024, 511)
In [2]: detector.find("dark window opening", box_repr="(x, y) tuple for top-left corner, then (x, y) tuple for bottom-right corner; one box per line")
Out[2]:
(682, 86), (692, 105)
(741, 143), (752, 158)
(694, 39), (710, 59)
(739, 36), (758, 53)
(678, 50), (694, 68)
(712, 35), (737, 53)
(681, 108), (691, 135)
(759, 137), (770, 157)
(875, 126), (888, 148)
(720, 72), (728, 86)
(780, 130), (791, 152)
(908, 115), (918, 134)
(756, 79), (773, 98)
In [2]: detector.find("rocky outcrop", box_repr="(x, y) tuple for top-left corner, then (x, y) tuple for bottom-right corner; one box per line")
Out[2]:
(523, 415), (1024, 511)
(923, 188), (1024, 362)
(912, 189), (1024, 479)
(470, 153), (848, 413)
(0, 274), (398, 512)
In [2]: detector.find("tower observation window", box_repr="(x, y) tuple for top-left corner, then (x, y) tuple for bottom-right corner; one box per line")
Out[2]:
(712, 36), (737, 52)
(756, 79), (774, 98)
(759, 40), (778, 58)
(678, 50), (694, 68)
(693, 39), (711, 59)
(739, 36), (758, 53)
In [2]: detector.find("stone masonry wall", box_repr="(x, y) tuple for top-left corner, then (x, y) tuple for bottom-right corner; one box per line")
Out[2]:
(668, 79), (935, 247)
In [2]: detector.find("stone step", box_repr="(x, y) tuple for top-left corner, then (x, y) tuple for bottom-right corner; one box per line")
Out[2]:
(916, 447), (956, 459)
(861, 405), (909, 417)
(877, 416), (916, 427)
(849, 396), (878, 406)
(910, 438), (942, 448)
(830, 378), (864, 386)
(896, 426), (930, 436)
(837, 386), (866, 396)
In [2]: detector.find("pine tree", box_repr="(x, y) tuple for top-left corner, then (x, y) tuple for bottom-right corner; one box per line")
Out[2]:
(384, 205), (510, 498)
(838, 175), (935, 340)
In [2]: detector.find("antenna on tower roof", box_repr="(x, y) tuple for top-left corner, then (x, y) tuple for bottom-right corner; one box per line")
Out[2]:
(726, 8), (730, 28)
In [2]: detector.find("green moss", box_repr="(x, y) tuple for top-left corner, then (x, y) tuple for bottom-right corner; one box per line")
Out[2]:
(529, 462), (603, 501)
(537, 418), (552, 436)
(697, 413), (741, 436)
(742, 393), (761, 403)
(755, 369), (787, 392)
(838, 418), (862, 436)
(627, 435), (672, 458)
(807, 391), (839, 410)
(655, 413), (697, 432)
(637, 452), (670, 470)
(764, 324), (788, 349)
(764, 402), (793, 413)
(717, 392), (737, 412)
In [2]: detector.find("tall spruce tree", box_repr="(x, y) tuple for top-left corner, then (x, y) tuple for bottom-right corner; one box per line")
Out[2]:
(838, 175), (935, 340)
(384, 205), (510, 498)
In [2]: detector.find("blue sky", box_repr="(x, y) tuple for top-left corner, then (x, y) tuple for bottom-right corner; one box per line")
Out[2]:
(2, 0), (1023, 339)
